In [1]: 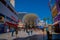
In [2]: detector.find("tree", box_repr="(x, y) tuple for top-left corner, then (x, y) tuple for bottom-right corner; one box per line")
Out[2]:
(23, 14), (38, 28)
(43, 17), (50, 25)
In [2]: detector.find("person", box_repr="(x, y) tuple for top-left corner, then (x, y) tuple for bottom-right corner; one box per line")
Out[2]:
(46, 27), (52, 40)
(30, 24), (33, 35)
(27, 24), (33, 36)
(15, 27), (18, 38)
(47, 30), (50, 40)
(23, 23), (26, 31)
(11, 27), (15, 37)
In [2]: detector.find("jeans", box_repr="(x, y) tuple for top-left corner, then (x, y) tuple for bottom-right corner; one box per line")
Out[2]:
(11, 31), (14, 36)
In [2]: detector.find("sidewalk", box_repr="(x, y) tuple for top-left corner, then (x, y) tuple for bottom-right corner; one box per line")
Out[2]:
(0, 30), (29, 40)
(52, 32), (60, 39)
(0, 30), (47, 40)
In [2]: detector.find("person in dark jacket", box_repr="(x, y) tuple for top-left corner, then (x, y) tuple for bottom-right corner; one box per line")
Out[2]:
(15, 27), (18, 38)
(11, 27), (15, 37)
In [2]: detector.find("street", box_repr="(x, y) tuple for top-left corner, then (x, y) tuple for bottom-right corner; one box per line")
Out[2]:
(0, 29), (47, 40)
(0, 0), (60, 40)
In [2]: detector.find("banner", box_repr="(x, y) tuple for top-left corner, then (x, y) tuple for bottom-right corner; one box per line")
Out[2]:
(56, 0), (60, 13)
(52, 4), (58, 18)
(54, 14), (60, 22)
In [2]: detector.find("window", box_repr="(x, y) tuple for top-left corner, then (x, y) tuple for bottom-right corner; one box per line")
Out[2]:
(59, 3), (60, 8)
(0, 16), (2, 19)
(6, 16), (12, 21)
(7, 5), (16, 15)
(0, 13), (5, 17)
(58, 1), (60, 8)
(0, 0), (6, 6)
(0, 0), (17, 15)
(54, 23), (60, 33)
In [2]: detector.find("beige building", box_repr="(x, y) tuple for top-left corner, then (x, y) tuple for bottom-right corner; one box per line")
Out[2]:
(18, 22), (25, 28)
(48, 24), (52, 34)
(10, 0), (15, 7)
(48, 24), (52, 31)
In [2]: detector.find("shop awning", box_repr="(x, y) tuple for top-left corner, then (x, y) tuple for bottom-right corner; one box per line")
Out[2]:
(53, 21), (60, 26)
(5, 22), (18, 28)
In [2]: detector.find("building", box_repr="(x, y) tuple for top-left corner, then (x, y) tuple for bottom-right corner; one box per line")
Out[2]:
(10, 0), (15, 7)
(18, 22), (25, 29)
(0, 0), (18, 33)
(17, 12), (27, 22)
(49, 0), (60, 33)
(48, 24), (52, 32)
(17, 12), (27, 29)
(38, 20), (45, 26)
(37, 20), (45, 29)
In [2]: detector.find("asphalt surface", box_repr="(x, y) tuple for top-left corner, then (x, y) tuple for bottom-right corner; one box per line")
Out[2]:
(13, 35), (47, 40)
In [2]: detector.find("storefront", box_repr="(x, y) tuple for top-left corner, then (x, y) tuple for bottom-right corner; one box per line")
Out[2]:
(53, 21), (60, 33)
(52, 21), (60, 39)
(0, 13), (5, 33)
(0, 0), (18, 33)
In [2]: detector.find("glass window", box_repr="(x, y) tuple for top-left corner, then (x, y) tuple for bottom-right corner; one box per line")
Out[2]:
(58, 0), (60, 8)
(0, 13), (4, 23)
(0, 13), (5, 17)
(0, 16), (2, 20)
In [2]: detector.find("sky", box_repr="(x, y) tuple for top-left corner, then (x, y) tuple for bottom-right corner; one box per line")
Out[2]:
(15, 0), (53, 24)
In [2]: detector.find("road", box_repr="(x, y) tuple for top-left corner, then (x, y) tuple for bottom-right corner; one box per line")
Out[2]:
(0, 29), (47, 40)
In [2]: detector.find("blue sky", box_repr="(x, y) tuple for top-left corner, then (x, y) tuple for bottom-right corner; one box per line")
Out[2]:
(15, 0), (52, 24)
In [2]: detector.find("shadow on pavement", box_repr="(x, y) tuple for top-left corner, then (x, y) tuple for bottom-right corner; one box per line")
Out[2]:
(13, 35), (47, 40)
(0, 39), (7, 40)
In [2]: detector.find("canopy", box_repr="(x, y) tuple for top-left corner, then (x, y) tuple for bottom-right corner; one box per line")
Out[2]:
(53, 21), (60, 26)
(5, 22), (18, 28)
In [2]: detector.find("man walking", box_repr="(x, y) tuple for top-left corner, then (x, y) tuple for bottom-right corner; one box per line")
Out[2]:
(15, 27), (18, 38)
(11, 27), (15, 37)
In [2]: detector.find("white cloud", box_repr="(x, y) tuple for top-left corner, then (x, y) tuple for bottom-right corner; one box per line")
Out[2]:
(18, 12), (27, 13)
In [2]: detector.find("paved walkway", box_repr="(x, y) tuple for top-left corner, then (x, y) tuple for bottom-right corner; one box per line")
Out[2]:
(0, 30), (47, 40)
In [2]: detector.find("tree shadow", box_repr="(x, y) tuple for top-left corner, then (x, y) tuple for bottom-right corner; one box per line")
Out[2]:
(0, 39), (7, 40)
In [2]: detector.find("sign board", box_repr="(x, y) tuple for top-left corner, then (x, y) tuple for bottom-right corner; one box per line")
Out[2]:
(18, 22), (25, 27)
(56, 0), (60, 12)
(54, 14), (60, 22)
(52, 4), (58, 18)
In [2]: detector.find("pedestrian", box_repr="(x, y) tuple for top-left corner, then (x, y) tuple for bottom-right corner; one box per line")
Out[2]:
(46, 27), (52, 40)
(11, 27), (15, 37)
(47, 30), (49, 40)
(24, 23), (29, 35)
(24, 23), (27, 32)
(27, 24), (33, 36)
(30, 29), (33, 35)
(30, 24), (33, 35)
(15, 27), (18, 38)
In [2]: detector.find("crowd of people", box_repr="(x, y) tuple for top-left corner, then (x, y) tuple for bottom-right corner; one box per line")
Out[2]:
(9, 23), (34, 37)
(7, 23), (52, 40)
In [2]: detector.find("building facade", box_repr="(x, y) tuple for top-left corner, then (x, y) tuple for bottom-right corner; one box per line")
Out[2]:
(0, 0), (18, 33)
(49, 0), (60, 33)
(17, 12), (27, 29)
(10, 0), (15, 7)
(18, 12), (27, 22)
